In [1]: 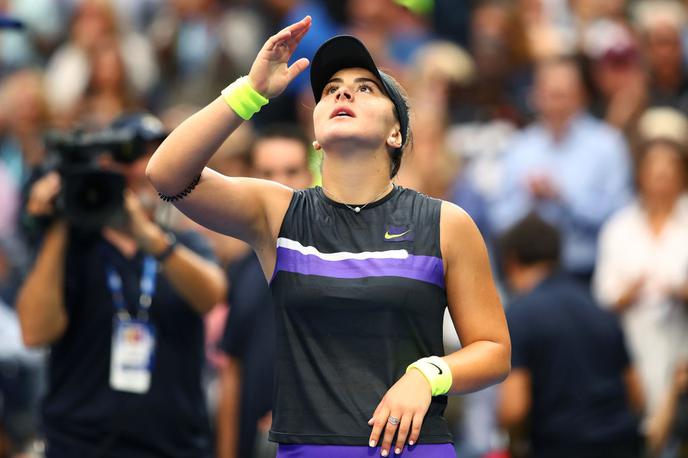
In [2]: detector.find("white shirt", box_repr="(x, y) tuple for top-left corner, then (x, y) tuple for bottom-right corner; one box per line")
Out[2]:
(594, 195), (688, 416)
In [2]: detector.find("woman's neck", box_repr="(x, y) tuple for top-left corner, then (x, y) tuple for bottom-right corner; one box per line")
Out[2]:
(643, 194), (679, 235)
(644, 194), (678, 215)
(320, 147), (393, 204)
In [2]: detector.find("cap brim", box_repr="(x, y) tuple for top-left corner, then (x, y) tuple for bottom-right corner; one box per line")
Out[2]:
(310, 35), (385, 102)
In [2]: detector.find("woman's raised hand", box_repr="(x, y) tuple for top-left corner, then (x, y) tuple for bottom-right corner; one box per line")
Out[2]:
(247, 16), (312, 99)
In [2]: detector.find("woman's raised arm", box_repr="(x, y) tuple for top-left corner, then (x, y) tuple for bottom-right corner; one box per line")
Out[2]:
(146, 16), (312, 246)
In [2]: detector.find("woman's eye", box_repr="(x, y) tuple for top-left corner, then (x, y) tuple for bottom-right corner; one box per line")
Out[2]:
(325, 85), (338, 95)
(358, 84), (372, 93)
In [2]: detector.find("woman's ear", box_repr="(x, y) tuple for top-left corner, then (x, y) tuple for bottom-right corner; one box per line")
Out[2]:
(386, 129), (402, 149)
(312, 140), (322, 151)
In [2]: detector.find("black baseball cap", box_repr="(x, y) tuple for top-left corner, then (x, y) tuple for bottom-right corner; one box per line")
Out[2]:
(310, 35), (409, 151)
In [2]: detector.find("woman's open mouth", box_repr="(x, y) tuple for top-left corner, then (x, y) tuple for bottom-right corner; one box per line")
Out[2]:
(330, 107), (355, 118)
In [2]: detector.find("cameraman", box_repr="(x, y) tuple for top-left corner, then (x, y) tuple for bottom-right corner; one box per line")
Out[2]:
(16, 114), (227, 458)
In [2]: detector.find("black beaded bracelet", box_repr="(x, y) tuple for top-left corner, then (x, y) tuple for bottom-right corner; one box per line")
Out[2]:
(158, 174), (202, 202)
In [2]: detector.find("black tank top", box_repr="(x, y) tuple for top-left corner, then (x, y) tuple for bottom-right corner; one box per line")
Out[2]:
(268, 185), (453, 445)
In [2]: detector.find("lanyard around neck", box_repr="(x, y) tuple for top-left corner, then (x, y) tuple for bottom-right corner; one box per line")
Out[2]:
(104, 255), (158, 321)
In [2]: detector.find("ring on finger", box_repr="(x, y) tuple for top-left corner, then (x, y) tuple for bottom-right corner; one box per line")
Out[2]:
(387, 415), (400, 425)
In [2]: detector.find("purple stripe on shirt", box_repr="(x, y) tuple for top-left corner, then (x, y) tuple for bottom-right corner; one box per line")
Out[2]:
(273, 247), (445, 288)
(277, 443), (456, 457)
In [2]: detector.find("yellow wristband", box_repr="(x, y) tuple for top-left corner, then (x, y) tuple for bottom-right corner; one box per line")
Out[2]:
(394, 0), (434, 15)
(221, 76), (269, 120)
(406, 356), (452, 396)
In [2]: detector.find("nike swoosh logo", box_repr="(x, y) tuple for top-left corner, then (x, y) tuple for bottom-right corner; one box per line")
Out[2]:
(384, 229), (411, 240)
(428, 362), (443, 375)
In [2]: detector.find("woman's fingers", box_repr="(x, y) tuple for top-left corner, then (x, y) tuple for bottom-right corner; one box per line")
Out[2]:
(379, 411), (401, 456)
(408, 412), (424, 446)
(250, 15), (310, 98)
(287, 20), (311, 52)
(368, 405), (389, 448)
(265, 16), (311, 53)
(264, 28), (291, 52)
(394, 414), (412, 454)
(285, 15), (312, 37)
(369, 406), (426, 455)
(368, 402), (382, 426)
(286, 57), (310, 81)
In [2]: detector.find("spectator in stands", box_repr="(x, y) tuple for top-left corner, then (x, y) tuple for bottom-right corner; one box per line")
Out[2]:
(0, 70), (51, 288)
(582, 19), (647, 133)
(571, 0), (626, 24)
(491, 57), (632, 280)
(647, 361), (688, 457)
(517, 0), (575, 61)
(217, 124), (312, 458)
(498, 213), (644, 458)
(45, 0), (157, 120)
(594, 137), (688, 423)
(396, 42), (466, 198)
(149, 0), (249, 107)
(397, 40), (492, 245)
(636, 108), (688, 151)
(15, 113), (226, 458)
(462, 0), (532, 125)
(75, 37), (141, 127)
(0, 294), (43, 458)
(0, 69), (50, 193)
(634, 1), (688, 114)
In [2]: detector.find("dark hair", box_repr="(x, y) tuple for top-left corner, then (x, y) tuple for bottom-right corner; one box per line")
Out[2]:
(379, 71), (412, 178)
(250, 123), (310, 166)
(498, 213), (561, 266)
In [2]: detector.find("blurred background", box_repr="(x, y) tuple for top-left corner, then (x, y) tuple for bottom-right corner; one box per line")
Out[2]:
(1, 0), (688, 457)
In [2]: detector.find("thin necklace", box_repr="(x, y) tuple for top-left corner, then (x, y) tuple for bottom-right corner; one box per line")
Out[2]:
(321, 182), (393, 214)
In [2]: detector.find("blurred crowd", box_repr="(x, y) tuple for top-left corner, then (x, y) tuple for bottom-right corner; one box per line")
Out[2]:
(1, 0), (688, 457)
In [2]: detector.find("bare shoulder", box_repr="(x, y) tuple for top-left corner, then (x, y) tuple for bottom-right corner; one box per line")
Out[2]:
(439, 201), (484, 253)
(439, 200), (476, 230)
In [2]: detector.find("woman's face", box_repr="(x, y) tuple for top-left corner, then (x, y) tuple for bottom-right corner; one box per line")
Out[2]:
(638, 143), (686, 202)
(313, 67), (400, 154)
(92, 44), (125, 91)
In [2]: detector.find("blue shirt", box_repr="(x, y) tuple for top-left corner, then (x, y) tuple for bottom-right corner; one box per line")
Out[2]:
(490, 113), (631, 273)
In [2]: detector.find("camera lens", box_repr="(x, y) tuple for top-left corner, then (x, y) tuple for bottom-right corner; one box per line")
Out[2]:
(61, 166), (125, 230)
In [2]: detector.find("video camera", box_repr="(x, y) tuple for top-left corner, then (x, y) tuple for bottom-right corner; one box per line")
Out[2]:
(45, 113), (167, 231)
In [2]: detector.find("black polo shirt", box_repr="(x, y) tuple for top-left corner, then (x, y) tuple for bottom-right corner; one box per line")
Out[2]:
(507, 273), (641, 457)
(43, 229), (214, 458)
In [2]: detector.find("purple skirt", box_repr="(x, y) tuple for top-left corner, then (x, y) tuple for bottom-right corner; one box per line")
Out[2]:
(277, 443), (456, 457)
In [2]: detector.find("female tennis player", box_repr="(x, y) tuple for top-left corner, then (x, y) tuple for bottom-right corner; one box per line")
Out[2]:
(147, 16), (510, 458)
